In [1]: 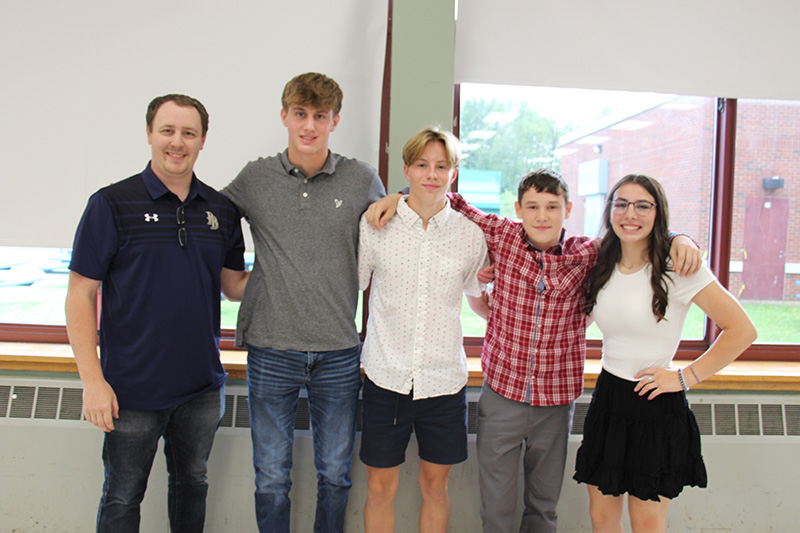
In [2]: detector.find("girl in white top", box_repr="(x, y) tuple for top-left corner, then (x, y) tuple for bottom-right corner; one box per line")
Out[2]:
(573, 174), (756, 533)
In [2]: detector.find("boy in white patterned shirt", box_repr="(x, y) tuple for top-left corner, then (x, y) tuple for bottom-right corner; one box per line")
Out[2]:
(357, 127), (488, 533)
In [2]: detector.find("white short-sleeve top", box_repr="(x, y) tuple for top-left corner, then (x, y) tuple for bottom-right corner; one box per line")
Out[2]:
(593, 264), (715, 381)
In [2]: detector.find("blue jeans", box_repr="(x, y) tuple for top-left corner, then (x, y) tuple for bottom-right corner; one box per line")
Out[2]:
(96, 386), (225, 533)
(247, 345), (362, 533)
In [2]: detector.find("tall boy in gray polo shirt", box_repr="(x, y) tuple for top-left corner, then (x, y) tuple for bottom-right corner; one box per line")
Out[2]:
(222, 72), (385, 532)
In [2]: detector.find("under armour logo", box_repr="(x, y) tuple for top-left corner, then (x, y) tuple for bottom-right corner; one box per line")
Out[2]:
(144, 213), (159, 222)
(205, 211), (219, 230)
(334, 199), (343, 208)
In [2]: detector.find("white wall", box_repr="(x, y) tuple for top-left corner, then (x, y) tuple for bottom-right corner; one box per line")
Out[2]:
(0, 0), (387, 248)
(455, 0), (800, 100)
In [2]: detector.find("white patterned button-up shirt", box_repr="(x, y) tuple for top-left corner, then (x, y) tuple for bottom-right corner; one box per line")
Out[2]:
(358, 197), (489, 399)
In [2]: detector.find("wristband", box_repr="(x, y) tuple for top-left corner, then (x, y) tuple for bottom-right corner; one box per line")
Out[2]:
(677, 367), (690, 392)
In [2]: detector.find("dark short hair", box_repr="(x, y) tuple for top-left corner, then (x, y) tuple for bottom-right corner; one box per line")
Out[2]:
(281, 72), (343, 115)
(146, 94), (209, 136)
(517, 168), (570, 205)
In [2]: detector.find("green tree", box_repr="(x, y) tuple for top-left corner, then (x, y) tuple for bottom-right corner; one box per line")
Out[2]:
(460, 98), (575, 216)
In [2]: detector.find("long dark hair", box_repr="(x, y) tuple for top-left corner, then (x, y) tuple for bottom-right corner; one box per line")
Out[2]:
(583, 174), (672, 321)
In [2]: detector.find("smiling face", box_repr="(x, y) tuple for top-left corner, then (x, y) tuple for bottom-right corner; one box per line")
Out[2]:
(404, 140), (458, 207)
(610, 182), (657, 245)
(280, 104), (339, 164)
(146, 101), (206, 183)
(514, 188), (572, 250)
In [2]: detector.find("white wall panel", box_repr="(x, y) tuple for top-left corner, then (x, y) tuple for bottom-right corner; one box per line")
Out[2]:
(0, 0), (388, 247)
(456, 0), (800, 100)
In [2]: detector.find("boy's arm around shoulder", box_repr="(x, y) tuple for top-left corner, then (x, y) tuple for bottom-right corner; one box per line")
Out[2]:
(447, 192), (512, 248)
(669, 234), (702, 276)
(365, 193), (403, 230)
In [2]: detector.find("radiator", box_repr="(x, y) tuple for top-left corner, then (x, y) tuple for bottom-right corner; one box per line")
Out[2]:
(4, 377), (800, 438)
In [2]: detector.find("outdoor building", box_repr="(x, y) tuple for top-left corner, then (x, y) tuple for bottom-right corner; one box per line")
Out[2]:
(558, 96), (800, 302)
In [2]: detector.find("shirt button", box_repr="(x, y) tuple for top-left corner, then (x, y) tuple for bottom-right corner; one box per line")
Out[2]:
(302, 192), (308, 198)
(304, 179), (308, 184)
(293, 168), (299, 174)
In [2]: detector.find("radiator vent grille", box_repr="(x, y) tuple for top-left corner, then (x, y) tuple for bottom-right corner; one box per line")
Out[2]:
(0, 385), (10, 415)
(713, 403), (737, 435)
(3, 383), (800, 438)
(59, 388), (84, 420)
(571, 402), (590, 435)
(9, 385), (35, 418)
(234, 395), (250, 428)
(690, 403), (712, 434)
(786, 405), (800, 436)
(738, 404), (760, 435)
(220, 394), (235, 427)
(761, 404), (784, 436)
(33, 387), (60, 419)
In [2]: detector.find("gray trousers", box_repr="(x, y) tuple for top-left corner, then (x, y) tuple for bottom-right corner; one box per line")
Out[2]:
(476, 383), (575, 533)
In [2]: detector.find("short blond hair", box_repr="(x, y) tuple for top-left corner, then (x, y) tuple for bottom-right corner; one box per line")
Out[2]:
(402, 127), (461, 168)
(281, 72), (343, 115)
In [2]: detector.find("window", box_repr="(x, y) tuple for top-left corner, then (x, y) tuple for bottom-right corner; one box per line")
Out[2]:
(730, 98), (800, 343)
(0, 247), (71, 326)
(458, 84), (717, 340)
(457, 83), (800, 354)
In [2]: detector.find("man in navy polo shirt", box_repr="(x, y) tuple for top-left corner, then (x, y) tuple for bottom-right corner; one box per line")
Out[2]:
(66, 94), (247, 532)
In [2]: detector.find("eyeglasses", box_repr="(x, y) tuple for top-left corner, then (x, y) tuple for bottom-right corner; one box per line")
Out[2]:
(611, 199), (657, 216)
(176, 205), (187, 248)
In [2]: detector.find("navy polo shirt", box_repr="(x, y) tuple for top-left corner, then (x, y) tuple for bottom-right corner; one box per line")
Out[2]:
(70, 163), (245, 410)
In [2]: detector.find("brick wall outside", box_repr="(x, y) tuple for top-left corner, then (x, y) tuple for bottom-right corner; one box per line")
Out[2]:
(559, 96), (799, 301)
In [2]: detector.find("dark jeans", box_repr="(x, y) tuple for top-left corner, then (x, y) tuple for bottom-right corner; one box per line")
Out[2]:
(96, 385), (224, 533)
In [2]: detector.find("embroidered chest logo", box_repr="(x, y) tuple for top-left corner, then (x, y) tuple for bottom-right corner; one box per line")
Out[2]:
(205, 211), (219, 230)
(144, 213), (159, 222)
(334, 199), (343, 208)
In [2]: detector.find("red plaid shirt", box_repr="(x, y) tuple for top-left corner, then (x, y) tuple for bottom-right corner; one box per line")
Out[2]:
(450, 193), (598, 406)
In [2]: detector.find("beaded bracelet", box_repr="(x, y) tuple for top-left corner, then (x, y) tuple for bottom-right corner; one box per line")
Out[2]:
(677, 367), (690, 392)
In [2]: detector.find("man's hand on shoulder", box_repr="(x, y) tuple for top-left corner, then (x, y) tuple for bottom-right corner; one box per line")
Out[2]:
(365, 193), (403, 230)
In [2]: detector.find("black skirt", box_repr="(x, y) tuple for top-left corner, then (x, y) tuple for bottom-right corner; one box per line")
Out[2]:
(573, 369), (707, 501)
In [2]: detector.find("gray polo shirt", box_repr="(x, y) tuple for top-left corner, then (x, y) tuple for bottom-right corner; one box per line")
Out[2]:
(222, 150), (385, 351)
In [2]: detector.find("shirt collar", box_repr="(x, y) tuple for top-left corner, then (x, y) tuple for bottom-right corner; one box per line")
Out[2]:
(279, 149), (339, 179)
(141, 162), (204, 203)
(522, 227), (566, 255)
(396, 195), (453, 229)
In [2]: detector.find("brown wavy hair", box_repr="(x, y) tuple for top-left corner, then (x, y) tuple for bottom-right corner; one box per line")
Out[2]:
(583, 174), (673, 321)
(281, 72), (343, 115)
